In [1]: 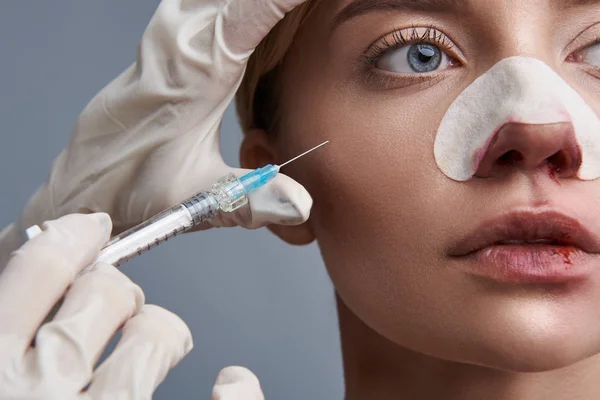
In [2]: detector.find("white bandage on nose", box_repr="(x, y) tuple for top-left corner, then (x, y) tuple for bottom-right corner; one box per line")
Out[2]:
(433, 56), (600, 181)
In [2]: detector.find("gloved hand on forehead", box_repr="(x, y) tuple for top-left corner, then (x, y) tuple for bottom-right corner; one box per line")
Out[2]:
(11, 0), (311, 245)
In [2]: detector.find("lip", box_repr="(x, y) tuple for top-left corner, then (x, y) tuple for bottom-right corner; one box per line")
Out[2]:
(449, 210), (600, 284)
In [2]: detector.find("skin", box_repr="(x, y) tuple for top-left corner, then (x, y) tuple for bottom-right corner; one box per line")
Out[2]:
(241, 0), (600, 398)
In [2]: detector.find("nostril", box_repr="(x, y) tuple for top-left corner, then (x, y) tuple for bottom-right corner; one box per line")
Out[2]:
(498, 150), (523, 165)
(547, 151), (566, 171)
(474, 122), (581, 179)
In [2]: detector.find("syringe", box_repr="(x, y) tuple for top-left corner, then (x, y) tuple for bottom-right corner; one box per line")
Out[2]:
(74, 140), (329, 272)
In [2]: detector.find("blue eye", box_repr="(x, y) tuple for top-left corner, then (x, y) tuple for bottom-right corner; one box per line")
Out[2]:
(408, 44), (442, 72)
(377, 43), (452, 74)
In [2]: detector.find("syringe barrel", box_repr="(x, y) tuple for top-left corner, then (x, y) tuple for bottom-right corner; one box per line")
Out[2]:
(182, 191), (219, 224)
(93, 205), (192, 268)
(91, 192), (218, 270)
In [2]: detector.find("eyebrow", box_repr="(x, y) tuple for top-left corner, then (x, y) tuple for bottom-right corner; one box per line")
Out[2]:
(332, 0), (468, 29)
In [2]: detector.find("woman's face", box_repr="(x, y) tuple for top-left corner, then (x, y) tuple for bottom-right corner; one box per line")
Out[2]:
(267, 0), (600, 371)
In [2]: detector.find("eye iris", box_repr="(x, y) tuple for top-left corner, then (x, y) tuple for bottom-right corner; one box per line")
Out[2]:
(407, 44), (441, 72)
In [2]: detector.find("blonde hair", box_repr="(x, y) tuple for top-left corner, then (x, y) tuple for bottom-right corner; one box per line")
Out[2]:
(235, 1), (320, 134)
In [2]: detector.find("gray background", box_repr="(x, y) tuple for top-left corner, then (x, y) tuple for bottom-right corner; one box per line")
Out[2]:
(0, 2), (343, 399)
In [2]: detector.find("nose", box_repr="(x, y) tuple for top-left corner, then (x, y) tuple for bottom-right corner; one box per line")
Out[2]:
(474, 122), (582, 179)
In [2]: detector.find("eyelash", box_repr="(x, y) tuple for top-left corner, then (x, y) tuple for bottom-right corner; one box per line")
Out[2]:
(360, 26), (459, 88)
(364, 26), (454, 64)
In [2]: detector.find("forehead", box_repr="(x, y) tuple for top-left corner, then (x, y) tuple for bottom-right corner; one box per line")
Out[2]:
(329, 0), (600, 20)
(299, 0), (600, 41)
(333, 0), (600, 9)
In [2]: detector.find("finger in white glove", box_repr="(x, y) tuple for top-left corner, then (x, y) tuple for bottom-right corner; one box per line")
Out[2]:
(212, 366), (265, 400)
(207, 169), (312, 230)
(21, 263), (145, 391)
(0, 213), (112, 365)
(84, 304), (193, 400)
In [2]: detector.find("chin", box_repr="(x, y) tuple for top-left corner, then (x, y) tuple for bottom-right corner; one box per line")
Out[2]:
(454, 314), (600, 373)
(383, 296), (600, 374)
(468, 342), (593, 373)
(403, 330), (599, 373)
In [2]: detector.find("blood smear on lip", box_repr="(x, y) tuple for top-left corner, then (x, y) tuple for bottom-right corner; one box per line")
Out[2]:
(552, 247), (574, 266)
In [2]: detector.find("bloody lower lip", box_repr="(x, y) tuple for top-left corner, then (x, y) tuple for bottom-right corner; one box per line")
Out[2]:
(462, 244), (596, 284)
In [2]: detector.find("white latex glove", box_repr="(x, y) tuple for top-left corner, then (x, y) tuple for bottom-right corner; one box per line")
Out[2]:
(13, 0), (311, 246)
(0, 213), (193, 399)
(211, 366), (266, 400)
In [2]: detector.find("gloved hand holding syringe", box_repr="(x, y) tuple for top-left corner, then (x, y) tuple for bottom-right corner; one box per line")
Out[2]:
(0, 0), (319, 398)
(26, 141), (328, 272)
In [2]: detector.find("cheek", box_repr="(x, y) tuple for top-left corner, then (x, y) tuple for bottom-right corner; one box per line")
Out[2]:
(283, 78), (463, 252)
(276, 77), (467, 326)
(281, 84), (446, 243)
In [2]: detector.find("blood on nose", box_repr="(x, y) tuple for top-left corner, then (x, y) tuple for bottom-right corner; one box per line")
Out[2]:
(474, 122), (582, 179)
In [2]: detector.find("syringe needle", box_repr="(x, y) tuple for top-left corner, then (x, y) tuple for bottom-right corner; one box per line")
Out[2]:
(279, 141), (330, 168)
